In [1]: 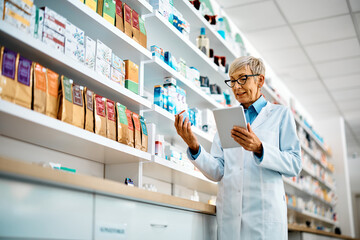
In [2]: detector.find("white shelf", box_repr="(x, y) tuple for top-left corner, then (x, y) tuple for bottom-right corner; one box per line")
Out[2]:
(0, 22), (152, 112)
(301, 166), (335, 191)
(288, 207), (337, 225)
(0, 101), (152, 164)
(143, 11), (228, 89)
(283, 178), (335, 207)
(142, 57), (223, 109)
(143, 105), (214, 151)
(261, 84), (287, 106)
(34, 0), (152, 64)
(142, 156), (218, 195)
(174, 0), (239, 62)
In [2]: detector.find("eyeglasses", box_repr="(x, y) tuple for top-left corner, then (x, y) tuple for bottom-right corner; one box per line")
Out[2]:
(224, 74), (260, 88)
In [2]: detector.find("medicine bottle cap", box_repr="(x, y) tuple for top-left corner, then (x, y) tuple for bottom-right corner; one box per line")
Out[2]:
(200, 27), (206, 35)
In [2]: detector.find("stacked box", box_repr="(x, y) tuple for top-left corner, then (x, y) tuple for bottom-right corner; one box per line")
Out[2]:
(96, 39), (112, 64)
(4, 1), (31, 34)
(95, 57), (110, 79)
(42, 26), (65, 53)
(111, 53), (125, 85)
(85, 36), (96, 70)
(150, 45), (164, 61)
(7, 0), (33, 14)
(65, 20), (85, 63)
(42, 7), (66, 35)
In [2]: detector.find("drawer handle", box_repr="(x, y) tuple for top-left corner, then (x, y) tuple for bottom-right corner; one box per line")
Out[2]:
(150, 224), (168, 228)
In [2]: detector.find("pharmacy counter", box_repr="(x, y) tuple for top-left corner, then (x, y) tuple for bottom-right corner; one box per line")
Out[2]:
(288, 225), (359, 240)
(0, 157), (216, 239)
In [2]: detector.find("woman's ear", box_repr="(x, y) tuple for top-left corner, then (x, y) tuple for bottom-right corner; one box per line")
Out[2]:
(258, 74), (265, 88)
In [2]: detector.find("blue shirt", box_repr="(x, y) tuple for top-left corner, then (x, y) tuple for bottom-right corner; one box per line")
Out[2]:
(190, 95), (267, 160)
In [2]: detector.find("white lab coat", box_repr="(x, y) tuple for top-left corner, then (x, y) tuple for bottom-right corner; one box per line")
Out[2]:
(187, 102), (302, 240)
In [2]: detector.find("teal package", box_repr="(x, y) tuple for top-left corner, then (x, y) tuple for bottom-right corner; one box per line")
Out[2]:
(163, 87), (168, 110)
(154, 85), (164, 108)
(164, 85), (176, 114)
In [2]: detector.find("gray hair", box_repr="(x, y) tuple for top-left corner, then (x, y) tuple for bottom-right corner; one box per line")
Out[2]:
(229, 56), (266, 77)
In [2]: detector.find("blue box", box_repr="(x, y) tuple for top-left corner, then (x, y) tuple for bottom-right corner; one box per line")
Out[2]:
(151, 45), (164, 61)
(154, 85), (164, 108)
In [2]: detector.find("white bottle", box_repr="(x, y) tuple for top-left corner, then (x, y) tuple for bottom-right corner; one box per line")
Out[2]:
(196, 27), (210, 57)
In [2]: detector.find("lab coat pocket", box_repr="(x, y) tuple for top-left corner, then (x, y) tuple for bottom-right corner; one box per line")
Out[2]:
(263, 182), (286, 223)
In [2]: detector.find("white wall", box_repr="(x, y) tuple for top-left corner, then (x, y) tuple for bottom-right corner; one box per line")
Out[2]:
(348, 157), (360, 238)
(314, 116), (355, 237)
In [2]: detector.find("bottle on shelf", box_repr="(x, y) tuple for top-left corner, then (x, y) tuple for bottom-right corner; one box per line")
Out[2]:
(196, 27), (210, 57)
(217, 17), (226, 40)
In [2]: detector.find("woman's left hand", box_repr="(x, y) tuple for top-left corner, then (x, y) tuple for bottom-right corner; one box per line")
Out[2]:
(231, 123), (263, 155)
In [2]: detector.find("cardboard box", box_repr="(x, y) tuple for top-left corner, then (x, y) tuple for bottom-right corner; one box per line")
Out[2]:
(85, 0), (97, 12)
(150, 45), (164, 61)
(7, 0), (33, 14)
(115, 0), (123, 32)
(125, 79), (138, 94)
(110, 67), (124, 86)
(65, 38), (85, 63)
(124, 60), (138, 83)
(102, 0), (115, 25)
(139, 17), (147, 48)
(4, 1), (31, 34)
(96, 39), (112, 65)
(111, 53), (125, 74)
(42, 26), (65, 53)
(95, 57), (110, 79)
(42, 7), (66, 35)
(123, 3), (132, 38)
(132, 9), (140, 43)
(65, 20), (85, 46)
(85, 36), (96, 70)
(30, 6), (44, 39)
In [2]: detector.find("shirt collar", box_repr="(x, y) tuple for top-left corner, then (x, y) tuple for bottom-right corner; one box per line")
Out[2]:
(244, 95), (267, 114)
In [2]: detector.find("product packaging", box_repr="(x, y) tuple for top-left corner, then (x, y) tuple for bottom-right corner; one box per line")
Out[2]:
(131, 10), (140, 43)
(96, 39), (112, 64)
(85, 36), (96, 70)
(94, 94), (106, 137)
(65, 38), (85, 63)
(150, 45), (164, 61)
(111, 53), (125, 73)
(58, 76), (73, 124)
(84, 87), (94, 132)
(123, 3), (132, 38)
(65, 20), (85, 46)
(139, 17), (147, 48)
(125, 80), (138, 94)
(140, 116), (148, 152)
(106, 98), (116, 140)
(116, 102), (129, 145)
(33, 63), (47, 113)
(95, 57), (111, 79)
(41, 7), (66, 35)
(110, 67), (124, 86)
(7, 0), (34, 14)
(14, 54), (32, 109)
(85, 0), (98, 12)
(115, 0), (123, 32)
(0, 47), (18, 103)
(102, 0), (116, 25)
(45, 68), (59, 118)
(125, 109), (134, 147)
(30, 6), (44, 39)
(42, 26), (65, 53)
(4, 1), (31, 34)
(124, 59), (138, 83)
(131, 112), (141, 150)
(72, 84), (85, 129)
(154, 85), (164, 108)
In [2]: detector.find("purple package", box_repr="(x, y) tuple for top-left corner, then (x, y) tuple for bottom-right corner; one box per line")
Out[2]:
(17, 56), (32, 86)
(1, 48), (17, 80)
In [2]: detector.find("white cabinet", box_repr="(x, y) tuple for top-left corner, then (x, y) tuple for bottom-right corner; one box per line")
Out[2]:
(94, 195), (217, 240)
(0, 178), (93, 239)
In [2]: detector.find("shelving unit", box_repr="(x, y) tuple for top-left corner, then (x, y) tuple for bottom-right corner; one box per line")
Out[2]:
(288, 206), (337, 226)
(0, 101), (151, 164)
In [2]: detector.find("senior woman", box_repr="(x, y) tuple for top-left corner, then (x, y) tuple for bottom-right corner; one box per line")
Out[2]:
(174, 56), (302, 240)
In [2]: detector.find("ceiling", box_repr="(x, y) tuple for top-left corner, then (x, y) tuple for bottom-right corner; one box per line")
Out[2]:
(217, 0), (360, 158)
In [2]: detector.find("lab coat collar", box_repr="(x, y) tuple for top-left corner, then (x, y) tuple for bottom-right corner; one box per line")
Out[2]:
(250, 101), (275, 130)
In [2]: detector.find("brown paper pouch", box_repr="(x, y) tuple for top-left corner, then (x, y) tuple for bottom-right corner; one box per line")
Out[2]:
(115, 0), (123, 32)
(72, 84), (85, 129)
(45, 69), (59, 118)
(125, 109), (134, 147)
(15, 55), (32, 109)
(33, 63), (47, 113)
(132, 10), (140, 43)
(116, 102), (129, 145)
(123, 3), (132, 38)
(0, 47), (18, 103)
(97, 0), (104, 16)
(131, 112), (141, 150)
(94, 94), (106, 137)
(59, 76), (73, 124)
(84, 87), (94, 132)
(140, 116), (148, 152)
(106, 99), (116, 141)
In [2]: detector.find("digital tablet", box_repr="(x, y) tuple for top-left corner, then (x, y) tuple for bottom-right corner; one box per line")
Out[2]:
(213, 106), (247, 149)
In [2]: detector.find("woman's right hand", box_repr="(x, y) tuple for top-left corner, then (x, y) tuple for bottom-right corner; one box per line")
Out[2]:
(174, 113), (199, 153)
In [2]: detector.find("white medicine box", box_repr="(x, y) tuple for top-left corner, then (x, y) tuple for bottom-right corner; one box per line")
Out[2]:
(85, 36), (96, 70)
(96, 40), (112, 65)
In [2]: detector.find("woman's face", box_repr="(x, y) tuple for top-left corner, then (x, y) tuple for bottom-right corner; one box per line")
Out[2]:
(231, 66), (264, 108)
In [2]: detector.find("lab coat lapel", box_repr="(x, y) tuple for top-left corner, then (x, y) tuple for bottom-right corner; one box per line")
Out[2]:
(250, 102), (274, 130)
